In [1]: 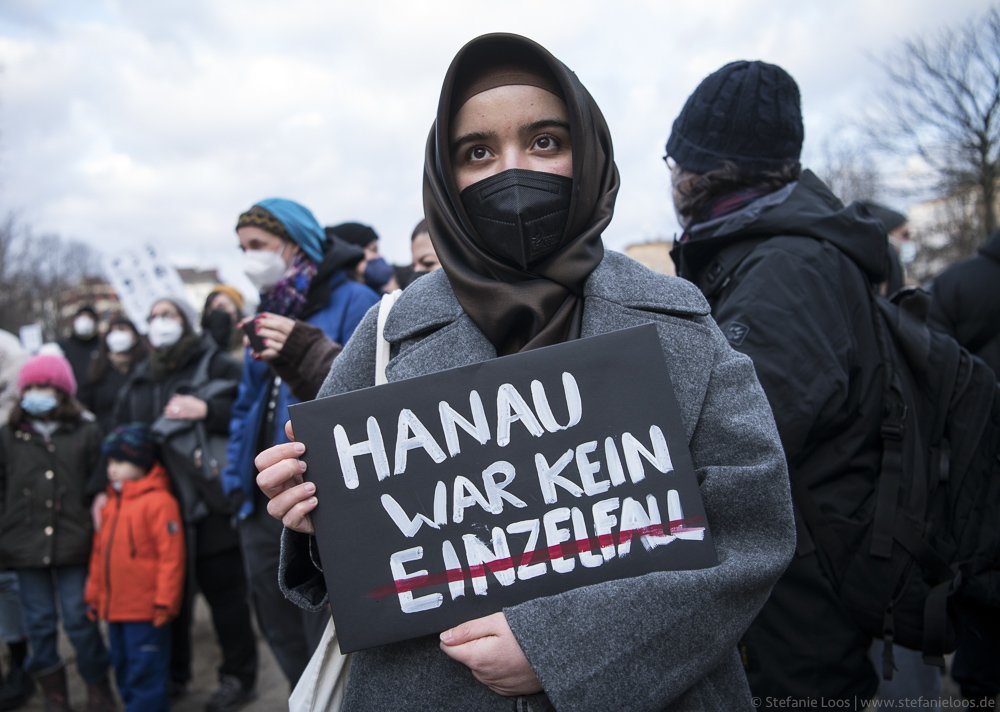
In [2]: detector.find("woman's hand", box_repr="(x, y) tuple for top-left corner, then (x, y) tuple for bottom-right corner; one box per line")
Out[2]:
(164, 394), (208, 421)
(255, 420), (317, 535)
(439, 612), (543, 696)
(250, 312), (297, 361)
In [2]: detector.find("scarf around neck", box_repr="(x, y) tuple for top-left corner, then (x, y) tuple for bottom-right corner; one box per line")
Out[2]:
(258, 251), (319, 319)
(149, 333), (200, 381)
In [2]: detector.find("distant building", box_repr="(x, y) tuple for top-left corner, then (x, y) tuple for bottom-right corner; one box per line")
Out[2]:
(59, 276), (122, 325)
(58, 267), (220, 332)
(624, 240), (676, 276)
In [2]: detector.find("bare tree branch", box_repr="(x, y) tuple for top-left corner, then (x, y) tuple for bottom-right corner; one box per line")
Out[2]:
(0, 214), (104, 336)
(864, 5), (1000, 256)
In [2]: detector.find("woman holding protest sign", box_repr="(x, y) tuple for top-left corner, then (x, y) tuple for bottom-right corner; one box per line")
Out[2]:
(256, 33), (795, 711)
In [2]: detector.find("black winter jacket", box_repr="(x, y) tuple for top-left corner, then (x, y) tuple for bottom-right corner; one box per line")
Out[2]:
(929, 230), (1000, 378)
(0, 416), (102, 569)
(58, 334), (100, 388)
(672, 170), (887, 525)
(673, 170), (899, 701)
(79, 359), (145, 436)
(112, 336), (238, 433)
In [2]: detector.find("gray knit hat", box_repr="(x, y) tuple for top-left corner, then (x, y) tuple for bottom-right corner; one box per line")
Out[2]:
(150, 295), (200, 335)
(666, 60), (803, 174)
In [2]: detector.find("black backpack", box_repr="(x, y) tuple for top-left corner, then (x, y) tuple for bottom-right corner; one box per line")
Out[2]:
(811, 287), (1000, 678)
(697, 237), (1000, 680)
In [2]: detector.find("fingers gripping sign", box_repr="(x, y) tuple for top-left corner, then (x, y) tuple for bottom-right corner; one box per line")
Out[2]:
(255, 420), (318, 535)
(439, 612), (542, 697)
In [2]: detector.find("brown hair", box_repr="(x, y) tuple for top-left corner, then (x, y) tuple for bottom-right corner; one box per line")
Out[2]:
(674, 160), (801, 226)
(410, 218), (429, 241)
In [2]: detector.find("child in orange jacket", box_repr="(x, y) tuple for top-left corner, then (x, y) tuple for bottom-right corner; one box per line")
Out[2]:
(85, 423), (185, 712)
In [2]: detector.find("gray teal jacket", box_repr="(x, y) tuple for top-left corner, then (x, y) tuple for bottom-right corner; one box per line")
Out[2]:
(279, 250), (795, 712)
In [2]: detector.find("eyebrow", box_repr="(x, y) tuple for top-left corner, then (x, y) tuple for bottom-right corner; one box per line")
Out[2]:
(450, 118), (571, 153)
(451, 129), (497, 153)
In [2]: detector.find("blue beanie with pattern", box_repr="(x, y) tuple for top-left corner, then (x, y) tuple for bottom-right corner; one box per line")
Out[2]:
(102, 423), (157, 471)
(237, 198), (327, 264)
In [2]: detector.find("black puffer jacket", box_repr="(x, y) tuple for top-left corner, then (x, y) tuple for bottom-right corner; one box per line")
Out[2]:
(929, 229), (1000, 378)
(0, 416), (102, 569)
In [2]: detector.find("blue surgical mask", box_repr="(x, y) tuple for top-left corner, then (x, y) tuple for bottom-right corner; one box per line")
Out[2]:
(364, 257), (394, 291)
(21, 392), (58, 416)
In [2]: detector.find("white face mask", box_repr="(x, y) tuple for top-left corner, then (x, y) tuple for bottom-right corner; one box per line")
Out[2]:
(147, 316), (184, 348)
(73, 315), (96, 338)
(106, 330), (135, 354)
(898, 240), (918, 265)
(243, 247), (288, 291)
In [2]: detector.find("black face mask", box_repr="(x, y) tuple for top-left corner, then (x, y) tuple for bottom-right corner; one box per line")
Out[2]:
(202, 309), (234, 350)
(460, 168), (573, 270)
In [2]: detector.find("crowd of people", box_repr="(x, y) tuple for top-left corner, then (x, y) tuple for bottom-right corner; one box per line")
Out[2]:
(0, 30), (997, 712)
(0, 206), (441, 711)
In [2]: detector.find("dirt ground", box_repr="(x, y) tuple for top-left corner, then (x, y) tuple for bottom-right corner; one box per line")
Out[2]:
(9, 604), (978, 711)
(19, 594), (290, 711)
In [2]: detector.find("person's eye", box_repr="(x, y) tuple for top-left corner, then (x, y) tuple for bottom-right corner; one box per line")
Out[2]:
(533, 134), (561, 151)
(466, 145), (492, 162)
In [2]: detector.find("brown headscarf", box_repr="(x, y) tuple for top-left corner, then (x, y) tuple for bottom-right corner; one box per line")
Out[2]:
(423, 33), (620, 355)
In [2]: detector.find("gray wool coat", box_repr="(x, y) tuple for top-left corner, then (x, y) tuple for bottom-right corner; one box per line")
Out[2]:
(279, 250), (795, 712)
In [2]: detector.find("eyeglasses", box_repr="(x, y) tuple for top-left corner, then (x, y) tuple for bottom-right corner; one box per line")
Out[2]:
(662, 155), (678, 172)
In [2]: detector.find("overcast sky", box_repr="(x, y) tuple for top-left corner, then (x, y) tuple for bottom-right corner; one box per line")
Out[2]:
(0, 0), (988, 288)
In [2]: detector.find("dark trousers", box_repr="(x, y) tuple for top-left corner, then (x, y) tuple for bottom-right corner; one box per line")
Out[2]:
(170, 545), (257, 689)
(110, 621), (170, 712)
(951, 602), (1000, 700)
(239, 501), (326, 686)
(742, 552), (878, 708)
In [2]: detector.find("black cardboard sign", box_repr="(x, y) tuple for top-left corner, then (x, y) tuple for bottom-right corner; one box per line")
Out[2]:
(289, 324), (717, 652)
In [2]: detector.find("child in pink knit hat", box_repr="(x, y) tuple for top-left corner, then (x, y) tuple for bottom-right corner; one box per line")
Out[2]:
(0, 353), (116, 710)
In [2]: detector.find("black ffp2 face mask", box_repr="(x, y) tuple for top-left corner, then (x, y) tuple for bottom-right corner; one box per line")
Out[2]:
(460, 168), (573, 270)
(202, 309), (234, 350)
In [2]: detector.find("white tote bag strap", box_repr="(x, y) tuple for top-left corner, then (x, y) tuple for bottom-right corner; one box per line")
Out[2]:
(288, 614), (352, 711)
(375, 289), (402, 386)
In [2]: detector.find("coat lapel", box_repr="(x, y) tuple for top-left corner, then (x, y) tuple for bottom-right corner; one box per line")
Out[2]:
(381, 271), (498, 382)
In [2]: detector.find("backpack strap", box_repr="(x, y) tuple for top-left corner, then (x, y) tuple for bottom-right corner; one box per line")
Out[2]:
(869, 293), (963, 560)
(191, 342), (216, 388)
(869, 294), (906, 560)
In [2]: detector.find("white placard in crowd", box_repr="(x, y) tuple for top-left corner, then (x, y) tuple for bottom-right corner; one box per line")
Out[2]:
(18, 323), (44, 354)
(103, 244), (188, 333)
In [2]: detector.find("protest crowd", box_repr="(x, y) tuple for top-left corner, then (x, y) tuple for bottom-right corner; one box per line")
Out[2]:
(1, 29), (999, 712)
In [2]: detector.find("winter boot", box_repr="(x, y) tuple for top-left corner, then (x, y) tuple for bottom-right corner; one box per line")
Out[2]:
(35, 668), (74, 712)
(83, 676), (116, 712)
(0, 664), (35, 711)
